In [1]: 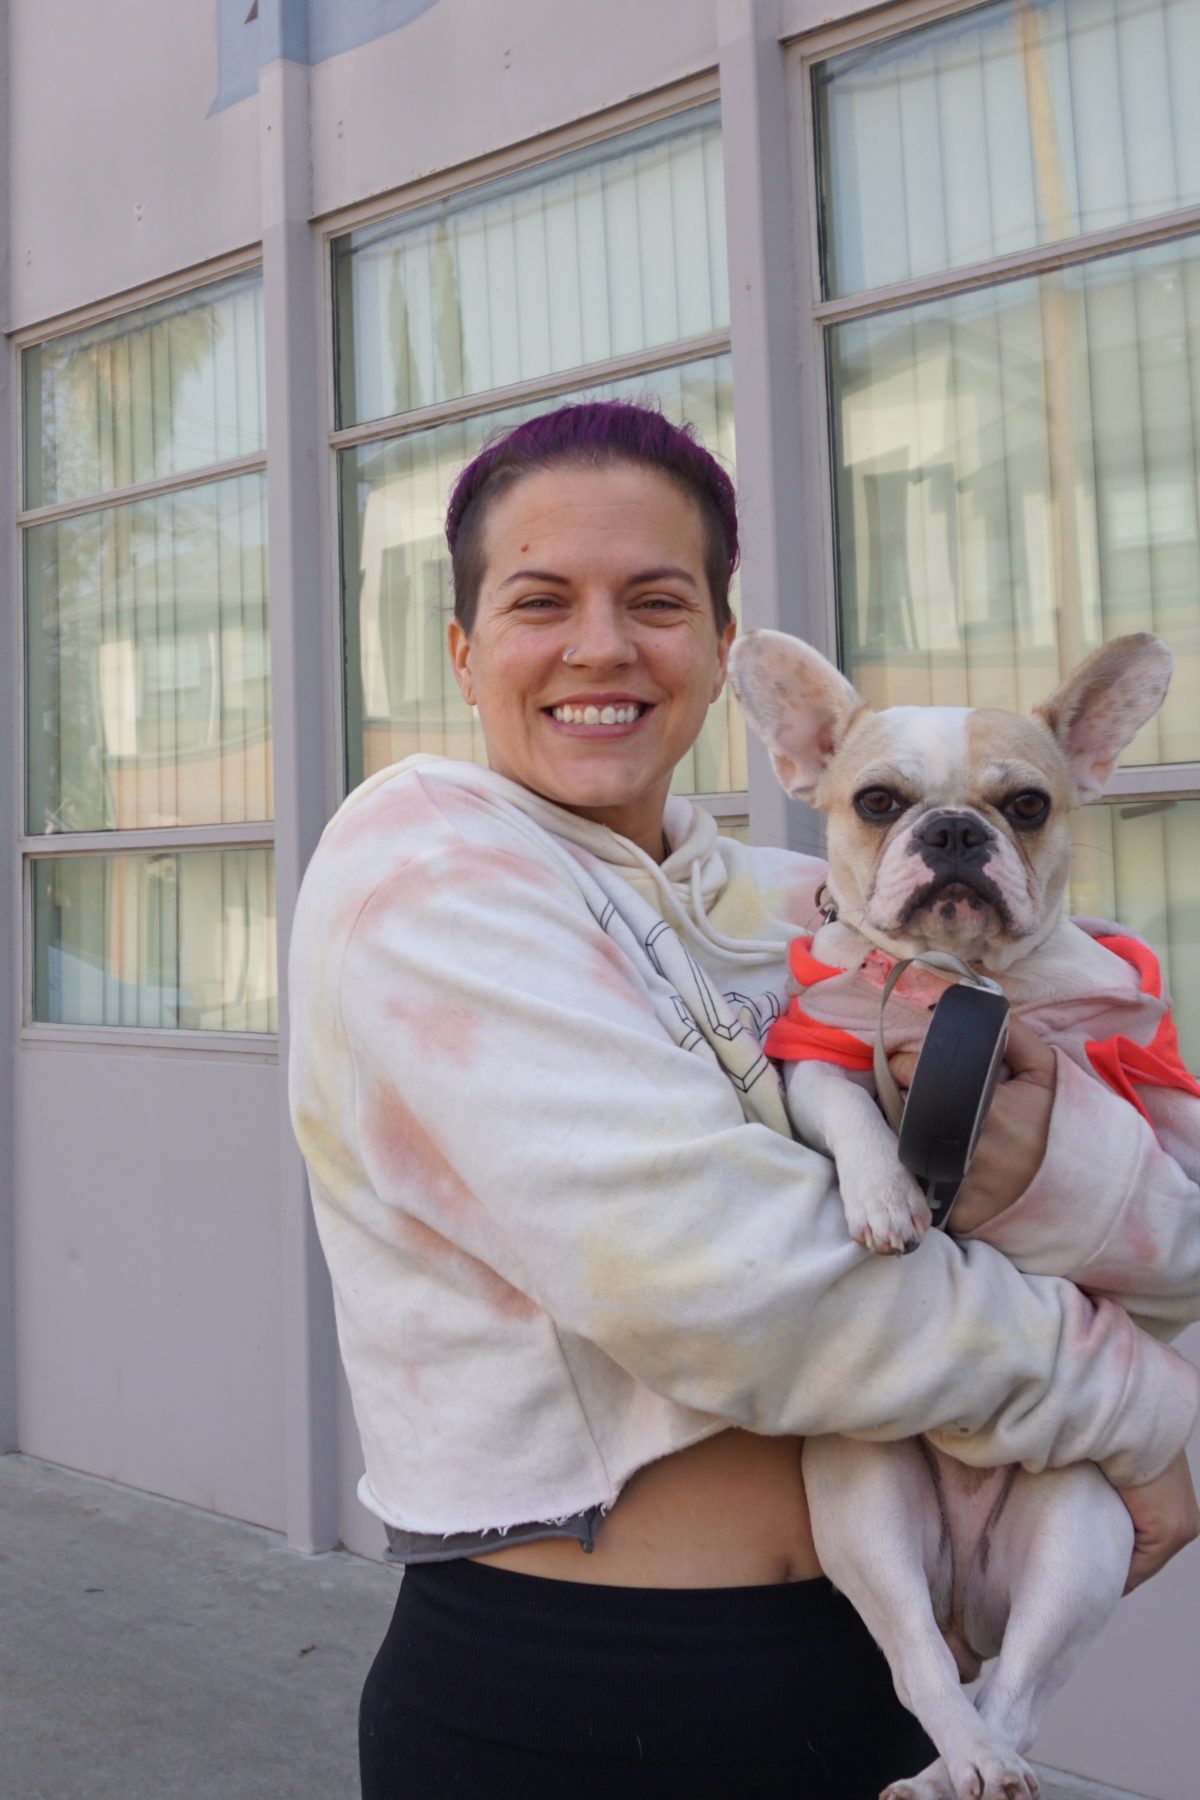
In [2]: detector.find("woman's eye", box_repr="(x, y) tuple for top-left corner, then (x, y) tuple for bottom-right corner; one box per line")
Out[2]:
(854, 787), (902, 821)
(1002, 790), (1051, 828)
(635, 594), (684, 613)
(514, 595), (565, 612)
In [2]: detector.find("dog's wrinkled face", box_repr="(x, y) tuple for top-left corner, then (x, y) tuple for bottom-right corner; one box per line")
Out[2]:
(816, 705), (1074, 962)
(729, 631), (1173, 971)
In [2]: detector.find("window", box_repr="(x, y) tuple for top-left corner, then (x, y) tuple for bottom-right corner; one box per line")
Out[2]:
(21, 270), (276, 1035)
(331, 102), (746, 817)
(807, 0), (1200, 1056)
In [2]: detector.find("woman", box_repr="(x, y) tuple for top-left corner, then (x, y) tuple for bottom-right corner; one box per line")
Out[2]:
(289, 402), (1200, 1798)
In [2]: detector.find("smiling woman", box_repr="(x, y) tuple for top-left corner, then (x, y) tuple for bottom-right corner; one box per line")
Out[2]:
(287, 400), (1200, 1800)
(446, 461), (734, 858)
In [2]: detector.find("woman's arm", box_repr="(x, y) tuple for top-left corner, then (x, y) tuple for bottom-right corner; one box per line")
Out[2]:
(911, 1019), (1200, 1340)
(333, 831), (1199, 1490)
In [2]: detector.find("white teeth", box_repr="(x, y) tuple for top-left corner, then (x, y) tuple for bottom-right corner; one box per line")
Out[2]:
(551, 703), (643, 725)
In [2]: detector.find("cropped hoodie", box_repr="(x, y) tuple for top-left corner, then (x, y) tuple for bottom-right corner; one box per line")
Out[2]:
(287, 757), (1200, 1538)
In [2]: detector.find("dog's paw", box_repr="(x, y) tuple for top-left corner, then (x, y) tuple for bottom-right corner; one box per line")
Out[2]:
(881, 1763), (955, 1800)
(844, 1167), (933, 1256)
(882, 1747), (1039, 1800)
(946, 1749), (1039, 1800)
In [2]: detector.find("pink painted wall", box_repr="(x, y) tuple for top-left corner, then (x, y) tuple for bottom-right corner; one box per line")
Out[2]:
(7, 0), (260, 329)
(15, 1047), (284, 1528)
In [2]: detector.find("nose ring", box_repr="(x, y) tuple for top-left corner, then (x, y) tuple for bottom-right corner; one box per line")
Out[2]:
(562, 648), (577, 666)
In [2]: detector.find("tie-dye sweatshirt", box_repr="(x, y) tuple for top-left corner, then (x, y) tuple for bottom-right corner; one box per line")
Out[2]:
(287, 756), (1200, 1536)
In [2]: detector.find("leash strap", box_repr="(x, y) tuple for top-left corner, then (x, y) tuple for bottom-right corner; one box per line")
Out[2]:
(872, 950), (1003, 1134)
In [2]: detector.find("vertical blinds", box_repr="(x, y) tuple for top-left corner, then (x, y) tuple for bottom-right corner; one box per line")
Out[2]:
(32, 849), (277, 1032)
(24, 273), (265, 508)
(334, 106), (728, 428)
(817, 0), (1200, 298)
(829, 235), (1200, 766)
(26, 472), (272, 833)
(1070, 799), (1199, 1063)
(24, 271), (274, 1033)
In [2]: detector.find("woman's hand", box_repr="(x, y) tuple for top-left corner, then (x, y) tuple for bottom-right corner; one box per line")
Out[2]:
(1117, 1452), (1200, 1592)
(887, 1018), (1056, 1235)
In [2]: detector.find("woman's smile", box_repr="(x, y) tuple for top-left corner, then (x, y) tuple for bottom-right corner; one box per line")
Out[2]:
(545, 693), (654, 733)
(447, 463), (735, 858)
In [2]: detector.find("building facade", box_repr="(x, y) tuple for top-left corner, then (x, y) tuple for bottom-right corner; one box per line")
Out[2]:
(3, 1), (1198, 1790)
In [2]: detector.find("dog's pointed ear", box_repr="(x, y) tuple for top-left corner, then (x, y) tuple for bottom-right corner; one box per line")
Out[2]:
(729, 630), (865, 800)
(1034, 633), (1173, 803)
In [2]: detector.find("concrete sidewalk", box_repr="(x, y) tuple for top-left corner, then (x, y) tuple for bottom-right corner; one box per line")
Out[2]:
(0, 1452), (1145, 1800)
(1, 1453), (399, 1799)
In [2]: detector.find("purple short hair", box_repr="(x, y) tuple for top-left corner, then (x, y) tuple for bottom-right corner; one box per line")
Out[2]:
(444, 399), (739, 633)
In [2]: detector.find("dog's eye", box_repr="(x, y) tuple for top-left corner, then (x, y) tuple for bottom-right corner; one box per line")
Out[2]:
(1003, 790), (1051, 828)
(855, 787), (902, 821)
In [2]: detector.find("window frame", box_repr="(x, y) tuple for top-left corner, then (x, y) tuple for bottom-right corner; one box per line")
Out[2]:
(318, 72), (748, 830)
(14, 248), (279, 1052)
(784, 0), (1200, 815)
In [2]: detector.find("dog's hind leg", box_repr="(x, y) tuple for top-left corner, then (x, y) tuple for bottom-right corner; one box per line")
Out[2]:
(803, 1438), (1036, 1800)
(967, 1464), (1132, 1767)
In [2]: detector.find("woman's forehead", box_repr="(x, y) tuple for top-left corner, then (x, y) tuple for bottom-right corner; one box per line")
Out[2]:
(482, 464), (706, 568)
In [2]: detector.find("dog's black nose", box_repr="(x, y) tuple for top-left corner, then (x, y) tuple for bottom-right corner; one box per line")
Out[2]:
(915, 812), (990, 858)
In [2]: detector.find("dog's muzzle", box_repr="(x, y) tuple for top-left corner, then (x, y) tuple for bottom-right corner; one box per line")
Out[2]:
(900, 813), (1011, 928)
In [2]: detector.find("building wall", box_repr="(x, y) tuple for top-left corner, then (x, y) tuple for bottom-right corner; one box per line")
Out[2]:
(7, 0), (260, 329)
(14, 1048), (284, 1526)
(5, 2), (1200, 1794)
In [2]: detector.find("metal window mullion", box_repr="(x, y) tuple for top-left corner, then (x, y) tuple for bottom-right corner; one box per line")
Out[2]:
(21, 1022), (278, 1056)
(810, 199), (1200, 329)
(20, 821), (275, 857)
(1096, 765), (1200, 802)
(16, 449), (269, 530)
(328, 327), (732, 452)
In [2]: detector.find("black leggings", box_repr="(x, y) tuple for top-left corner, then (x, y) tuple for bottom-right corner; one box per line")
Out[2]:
(360, 1559), (934, 1798)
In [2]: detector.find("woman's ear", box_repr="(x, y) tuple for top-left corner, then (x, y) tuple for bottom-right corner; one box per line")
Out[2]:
(447, 619), (476, 707)
(710, 617), (737, 702)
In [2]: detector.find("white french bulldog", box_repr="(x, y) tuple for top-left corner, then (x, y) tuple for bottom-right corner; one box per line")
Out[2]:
(729, 630), (1187, 1800)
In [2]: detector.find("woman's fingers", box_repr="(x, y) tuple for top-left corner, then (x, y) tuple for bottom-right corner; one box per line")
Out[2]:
(887, 1017), (1054, 1092)
(1117, 1452), (1200, 1593)
(887, 1017), (1057, 1232)
(998, 1016), (1057, 1084)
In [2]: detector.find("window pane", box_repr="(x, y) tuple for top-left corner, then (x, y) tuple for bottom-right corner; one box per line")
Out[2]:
(340, 354), (744, 797)
(24, 272), (265, 509)
(31, 848), (277, 1032)
(829, 235), (1200, 765)
(26, 472), (271, 833)
(1069, 798), (1200, 1066)
(816, 0), (1200, 298)
(333, 106), (728, 427)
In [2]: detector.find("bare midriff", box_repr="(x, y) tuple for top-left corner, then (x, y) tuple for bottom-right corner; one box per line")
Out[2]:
(471, 1428), (822, 1586)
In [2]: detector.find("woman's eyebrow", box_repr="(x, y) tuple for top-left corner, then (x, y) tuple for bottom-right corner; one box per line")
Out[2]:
(625, 566), (698, 588)
(498, 564), (699, 589)
(499, 568), (571, 588)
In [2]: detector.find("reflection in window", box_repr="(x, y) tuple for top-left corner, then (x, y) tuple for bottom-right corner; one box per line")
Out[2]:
(340, 354), (743, 798)
(24, 272), (264, 508)
(26, 472), (271, 832)
(1069, 799), (1200, 1065)
(32, 848), (277, 1033)
(829, 236), (1200, 765)
(816, 0), (1200, 298)
(334, 106), (727, 428)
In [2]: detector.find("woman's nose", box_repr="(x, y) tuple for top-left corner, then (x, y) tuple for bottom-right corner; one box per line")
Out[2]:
(567, 600), (635, 667)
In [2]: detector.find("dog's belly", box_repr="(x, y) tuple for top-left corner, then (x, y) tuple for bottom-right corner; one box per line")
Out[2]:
(924, 1443), (1017, 1662)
